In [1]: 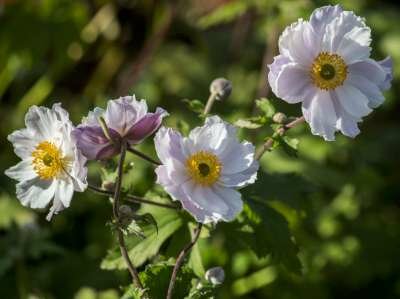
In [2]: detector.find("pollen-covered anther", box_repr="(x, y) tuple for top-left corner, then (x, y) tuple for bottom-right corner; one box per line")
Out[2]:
(186, 151), (222, 186)
(32, 141), (66, 179)
(310, 52), (348, 90)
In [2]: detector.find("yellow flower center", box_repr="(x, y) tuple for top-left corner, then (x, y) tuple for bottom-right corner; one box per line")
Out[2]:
(310, 52), (348, 90)
(32, 141), (66, 180)
(186, 151), (222, 186)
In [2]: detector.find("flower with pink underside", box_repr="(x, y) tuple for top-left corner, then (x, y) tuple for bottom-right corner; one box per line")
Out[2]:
(268, 5), (393, 141)
(73, 95), (168, 160)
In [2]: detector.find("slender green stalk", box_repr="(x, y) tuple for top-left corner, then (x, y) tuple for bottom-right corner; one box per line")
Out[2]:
(88, 184), (178, 210)
(127, 146), (161, 165)
(166, 223), (203, 299)
(112, 142), (144, 291)
(203, 92), (218, 116)
(255, 116), (305, 160)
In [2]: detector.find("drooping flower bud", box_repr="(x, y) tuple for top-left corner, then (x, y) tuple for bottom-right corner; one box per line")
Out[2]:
(209, 78), (232, 101)
(205, 267), (225, 285)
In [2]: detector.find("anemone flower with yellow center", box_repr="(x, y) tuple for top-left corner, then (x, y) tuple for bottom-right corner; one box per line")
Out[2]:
(154, 116), (259, 224)
(268, 5), (393, 141)
(5, 104), (87, 221)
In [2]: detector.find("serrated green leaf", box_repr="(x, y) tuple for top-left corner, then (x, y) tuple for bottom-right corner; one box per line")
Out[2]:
(241, 200), (302, 274)
(256, 98), (276, 118)
(130, 261), (195, 299)
(101, 203), (183, 270)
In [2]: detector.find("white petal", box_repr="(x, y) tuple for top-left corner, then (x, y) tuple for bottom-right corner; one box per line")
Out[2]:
(310, 5), (343, 34)
(55, 179), (74, 208)
(335, 84), (372, 119)
(322, 11), (370, 52)
(279, 20), (320, 66)
(182, 183), (229, 219)
(7, 128), (38, 159)
(154, 127), (186, 164)
(348, 73), (384, 108)
(337, 27), (371, 64)
(349, 59), (386, 88)
(268, 54), (291, 95)
(302, 91), (337, 141)
(105, 96), (148, 135)
(16, 178), (57, 209)
(24, 105), (59, 140)
(275, 63), (312, 103)
(84, 107), (105, 126)
(211, 186), (243, 222)
(220, 141), (256, 175)
(219, 160), (259, 188)
(5, 159), (36, 181)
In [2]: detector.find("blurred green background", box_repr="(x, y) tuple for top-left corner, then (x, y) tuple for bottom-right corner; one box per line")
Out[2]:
(0, 0), (399, 298)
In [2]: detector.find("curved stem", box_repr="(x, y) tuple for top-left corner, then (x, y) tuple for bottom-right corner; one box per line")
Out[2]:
(127, 146), (161, 166)
(88, 184), (178, 210)
(113, 142), (144, 290)
(203, 92), (217, 116)
(255, 116), (305, 160)
(166, 223), (203, 299)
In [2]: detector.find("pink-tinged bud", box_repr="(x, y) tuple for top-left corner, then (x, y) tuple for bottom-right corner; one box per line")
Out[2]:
(73, 95), (168, 160)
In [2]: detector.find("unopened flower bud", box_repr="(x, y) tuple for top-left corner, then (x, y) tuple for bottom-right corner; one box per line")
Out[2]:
(119, 205), (133, 228)
(119, 205), (133, 217)
(210, 78), (232, 101)
(205, 267), (225, 285)
(102, 181), (115, 191)
(272, 112), (287, 124)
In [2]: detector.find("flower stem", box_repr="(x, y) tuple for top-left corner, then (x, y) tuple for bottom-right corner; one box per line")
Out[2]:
(203, 92), (217, 115)
(112, 141), (144, 291)
(127, 146), (161, 165)
(166, 223), (203, 299)
(255, 116), (305, 160)
(88, 184), (179, 210)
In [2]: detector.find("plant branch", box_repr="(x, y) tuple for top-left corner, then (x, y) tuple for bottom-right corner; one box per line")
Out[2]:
(255, 116), (305, 160)
(112, 141), (144, 290)
(166, 223), (203, 299)
(127, 146), (161, 166)
(88, 184), (178, 210)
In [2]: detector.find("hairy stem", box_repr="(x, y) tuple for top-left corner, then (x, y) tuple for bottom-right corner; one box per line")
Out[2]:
(113, 142), (144, 290)
(255, 116), (305, 160)
(166, 223), (203, 299)
(88, 184), (178, 210)
(203, 92), (217, 116)
(127, 146), (161, 166)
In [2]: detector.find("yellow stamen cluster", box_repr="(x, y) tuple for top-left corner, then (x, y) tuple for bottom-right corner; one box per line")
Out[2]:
(310, 52), (348, 90)
(32, 141), (66, 180)
(186, 151), (222, 186)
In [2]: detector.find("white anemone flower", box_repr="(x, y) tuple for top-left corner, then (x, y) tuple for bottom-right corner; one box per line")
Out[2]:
(5, 104), (88, 220)
(154, 116), (259, 224)
(268, 5), (393, 140)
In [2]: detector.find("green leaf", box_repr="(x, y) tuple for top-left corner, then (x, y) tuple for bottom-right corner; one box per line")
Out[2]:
(101, 200), (183, 270)
(255, 98), (276, 118)
(182, 99), (205, 114)
(234, 116), (266, 129)
(123, 261), (195, 299)
(280, 136), (300, 158)
(241, 200), (302, 274)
